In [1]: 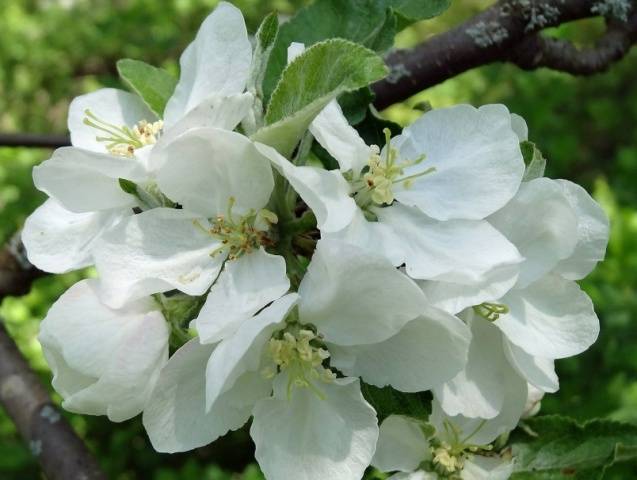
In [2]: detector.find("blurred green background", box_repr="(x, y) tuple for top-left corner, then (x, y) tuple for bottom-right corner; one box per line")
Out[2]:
(1, 0), (636, 478)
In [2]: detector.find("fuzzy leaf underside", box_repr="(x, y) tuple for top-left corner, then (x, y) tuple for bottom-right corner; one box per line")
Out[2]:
(252, 39), (387, 156)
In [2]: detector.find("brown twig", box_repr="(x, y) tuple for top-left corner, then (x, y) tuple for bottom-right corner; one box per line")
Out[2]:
(0, 133), (70, 149)
(0, 320), (107, 480)
(373, 0), (637, 108)
(0, 234), (46, 299)
(0, 237), (106, 479)
(511, 13), (637, 74)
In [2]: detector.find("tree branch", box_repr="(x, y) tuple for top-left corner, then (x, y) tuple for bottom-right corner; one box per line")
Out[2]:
(511, 13), (637, 74)
(373, 0), (637, 109)
(0, 234), (46, 299)
(0, 237), (106, 479)
(0, 133), (70, 149)
(0, 320), (107, 480)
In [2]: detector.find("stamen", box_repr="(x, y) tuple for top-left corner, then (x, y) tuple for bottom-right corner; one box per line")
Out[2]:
(264, 326), (336, 399)
(430, 419), (494, 476)
(352, 129), (435, 208)
(83, 109), (163, 157)
(198, 198), (277, 260)
(473, 302), (509, 322)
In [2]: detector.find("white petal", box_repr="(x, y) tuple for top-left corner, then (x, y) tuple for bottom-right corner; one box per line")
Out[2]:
(250, 375), (378, 480)
(143, 339), (269, 453)
(153, 93), (254, 156)
(498, 275), (599, 359)
(298, 239), (426, 346)
(417, 263), (519, 315)
(323, 208), (405, 266)
(392, 104), (524, 220)
(93, 208), (223, 308)
(194, 248), (289, 344)
(33, 147), (146, 213)
(372, 415), (430, 473)
(156, 128), (274, 217)
(461, 455), (514, 480)
(205, 294), (298, 409)
(432, 372), (527, 446)
(377, 204), (522, 283)
(510, 113), (528, 142)
(553, 180), (609, 280)
(163, 2), (251, 126)
(67, 88), (156, 152)
(22, 199), (125, 273)
(434, 312), (525, 419)
(502, 339), (558, 393)
(330, 306), (470, 392)
(310, 100), (370, 174)
(39, 279), (168, 422)
(388, 473), (437, 480)
(489, 177), (579, 288)
(522, 384), (545, 418)
(256, 142), (357, 232)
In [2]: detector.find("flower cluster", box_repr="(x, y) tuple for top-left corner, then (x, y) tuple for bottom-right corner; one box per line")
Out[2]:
(23, 3), (609, 480)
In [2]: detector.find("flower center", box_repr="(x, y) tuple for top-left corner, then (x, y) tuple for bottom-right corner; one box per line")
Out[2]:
(83, 109), (163, 157)
(430, 419), (491, 477)
(262, 326), (336, 399)
(195, 197), (277, 261)
(352, 128), (435, 208)
(473, 302), (509, 322)
(432, 443), (465, 475)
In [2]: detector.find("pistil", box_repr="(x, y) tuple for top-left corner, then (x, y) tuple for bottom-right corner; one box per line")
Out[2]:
(194, 197), (277, 261)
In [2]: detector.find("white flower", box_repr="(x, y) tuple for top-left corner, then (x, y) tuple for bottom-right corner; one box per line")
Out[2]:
(142, 239), (471, 480)
(429, 173), (608, 420)
(23, 1), (254, 273)
(256, 99), (525, 289)
(90, 126), (282, 311)
(38, 279), (169, 422)
(372, 414), (514, 480)
(433, 310), (529, 422)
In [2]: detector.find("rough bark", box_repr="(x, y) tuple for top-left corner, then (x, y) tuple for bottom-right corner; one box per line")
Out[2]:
(372, 0), (637, 108)
(0, 321), (107, 480)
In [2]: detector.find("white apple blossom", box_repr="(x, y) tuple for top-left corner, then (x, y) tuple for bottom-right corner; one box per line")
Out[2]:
(23, 1), (254, 273)
(372, 414), (514, 480)
(257, 99), (525, 291)
(142, 239), (471, 480)
(38, 279), (169, 422)
(426, 163), (608, 421)
(90, 126), (284, 311)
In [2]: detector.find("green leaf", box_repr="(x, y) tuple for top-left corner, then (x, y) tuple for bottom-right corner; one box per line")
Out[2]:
(339, 87), (376, 126)
(509, 415), (637, 479)
(253, 39), (387, 156)
(262, 0), (451, 102)
(387, 0), (451, 23)
(263, 0), (396, 101)
(521, 140), (547, 181)
(256, 11), (279, 52)
(361, 383), (432, 423)
(244, 13), (280, 134)
(155, 292), (206, 350)
(116, 58), (177, 117)
(248, 12), (279, 100)
(354, 107), (402, 147)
